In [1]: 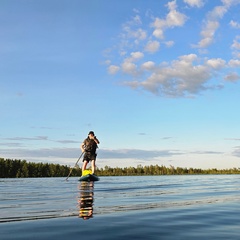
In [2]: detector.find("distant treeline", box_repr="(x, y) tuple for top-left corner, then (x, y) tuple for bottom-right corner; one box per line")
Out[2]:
(100, 165), (240, 176)
(1, 158), (240, 178)
(0, 158), (81, 178)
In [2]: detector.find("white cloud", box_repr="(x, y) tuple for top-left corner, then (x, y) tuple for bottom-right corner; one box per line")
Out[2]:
(125, 14), (142, 26)
(210, 5), (228, 18)
(230, 36), (240, 58)
(120, 53), (240, 97)
(133, 8), (140, 14)
(124, 54), (216, 97)
(122, 61), (137, 75)
(98, 148), (182, 159)
(141, 61), (155, 71)
(1, 136), (81, 146)
(104, 60), (111, 65)
(179, 53), (198, 62)
(144, 40), (160, 53)
(130, 51), (144, 60)
(122, 14), (147, 42)
(228, 59), (240, 67)
(165, 41), (175, 47)
(122, 51), (144, 64)
(197, 20), (220, 48)
(183, 0), (205, 8)
(108, 65), (120, 75)
(152, 0), (188, 39)
(223, 0), (240, 7)
(232, 146), (240, 158)
(133, 15), (142, 25)
(122, 26), (140, 40)
(120, 51), (127, 56)
(1, 147), (80, 159)
(1, 146), (183, 163)
(118, 52), (144, 75)
(134, 28), (148, 41)
(206, 58), (226, 69)
(229, 20), (240, 28)
(105, 1), (240, 98)
(195, 2), (232, 48)
(4, 136), (49, 141)
(153, 28), (164, 39)
(224, 72), (240, 82)
(231, 38), (240, 50)
(166, 2), (187, 26)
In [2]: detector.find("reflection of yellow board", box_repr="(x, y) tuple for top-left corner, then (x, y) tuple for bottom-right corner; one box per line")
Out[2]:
(82, 170), (92, 176)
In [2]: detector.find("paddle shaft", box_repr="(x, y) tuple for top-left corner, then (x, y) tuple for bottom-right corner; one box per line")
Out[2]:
(66, 152), (84, 180)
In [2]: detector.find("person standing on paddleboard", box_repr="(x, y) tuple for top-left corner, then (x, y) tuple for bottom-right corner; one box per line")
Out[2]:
(80, 131), (100, 175)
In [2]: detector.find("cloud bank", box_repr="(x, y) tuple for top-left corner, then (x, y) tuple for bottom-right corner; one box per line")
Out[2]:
(105, 0), (240, 97)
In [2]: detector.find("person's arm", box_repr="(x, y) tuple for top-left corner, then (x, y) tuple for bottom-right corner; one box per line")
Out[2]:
(94, 136), (100, 144)
(80, 141), (85, 153)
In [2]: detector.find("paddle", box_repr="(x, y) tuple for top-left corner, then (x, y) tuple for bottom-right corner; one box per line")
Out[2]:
(66, 152), (84, 181)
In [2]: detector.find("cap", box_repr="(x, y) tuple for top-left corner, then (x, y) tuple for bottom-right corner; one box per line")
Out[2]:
(88, 131), (95, 136)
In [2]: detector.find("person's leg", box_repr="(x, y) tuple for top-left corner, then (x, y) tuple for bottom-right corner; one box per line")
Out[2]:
(91, 160), (96, 174)
(82, 160), (88, 175)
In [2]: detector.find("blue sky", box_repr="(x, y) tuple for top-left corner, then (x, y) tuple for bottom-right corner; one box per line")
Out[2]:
(1, 0), (240, 170)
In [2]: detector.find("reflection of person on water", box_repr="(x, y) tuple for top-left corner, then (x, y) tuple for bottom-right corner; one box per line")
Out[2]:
(80, 131), (100, 175)
(78, 182), (94, 220)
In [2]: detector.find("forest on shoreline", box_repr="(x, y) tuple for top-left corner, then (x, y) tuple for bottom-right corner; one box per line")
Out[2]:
(1, 158), (240, 178)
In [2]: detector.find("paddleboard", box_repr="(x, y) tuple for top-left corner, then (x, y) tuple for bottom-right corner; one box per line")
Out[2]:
(79, 174), (99, 182)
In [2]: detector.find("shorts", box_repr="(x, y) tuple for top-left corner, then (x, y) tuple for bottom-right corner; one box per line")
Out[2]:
(83, 152), (97, 163)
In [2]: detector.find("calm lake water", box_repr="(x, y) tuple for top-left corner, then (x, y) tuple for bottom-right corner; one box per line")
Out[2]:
(0, 175), (240, 239)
